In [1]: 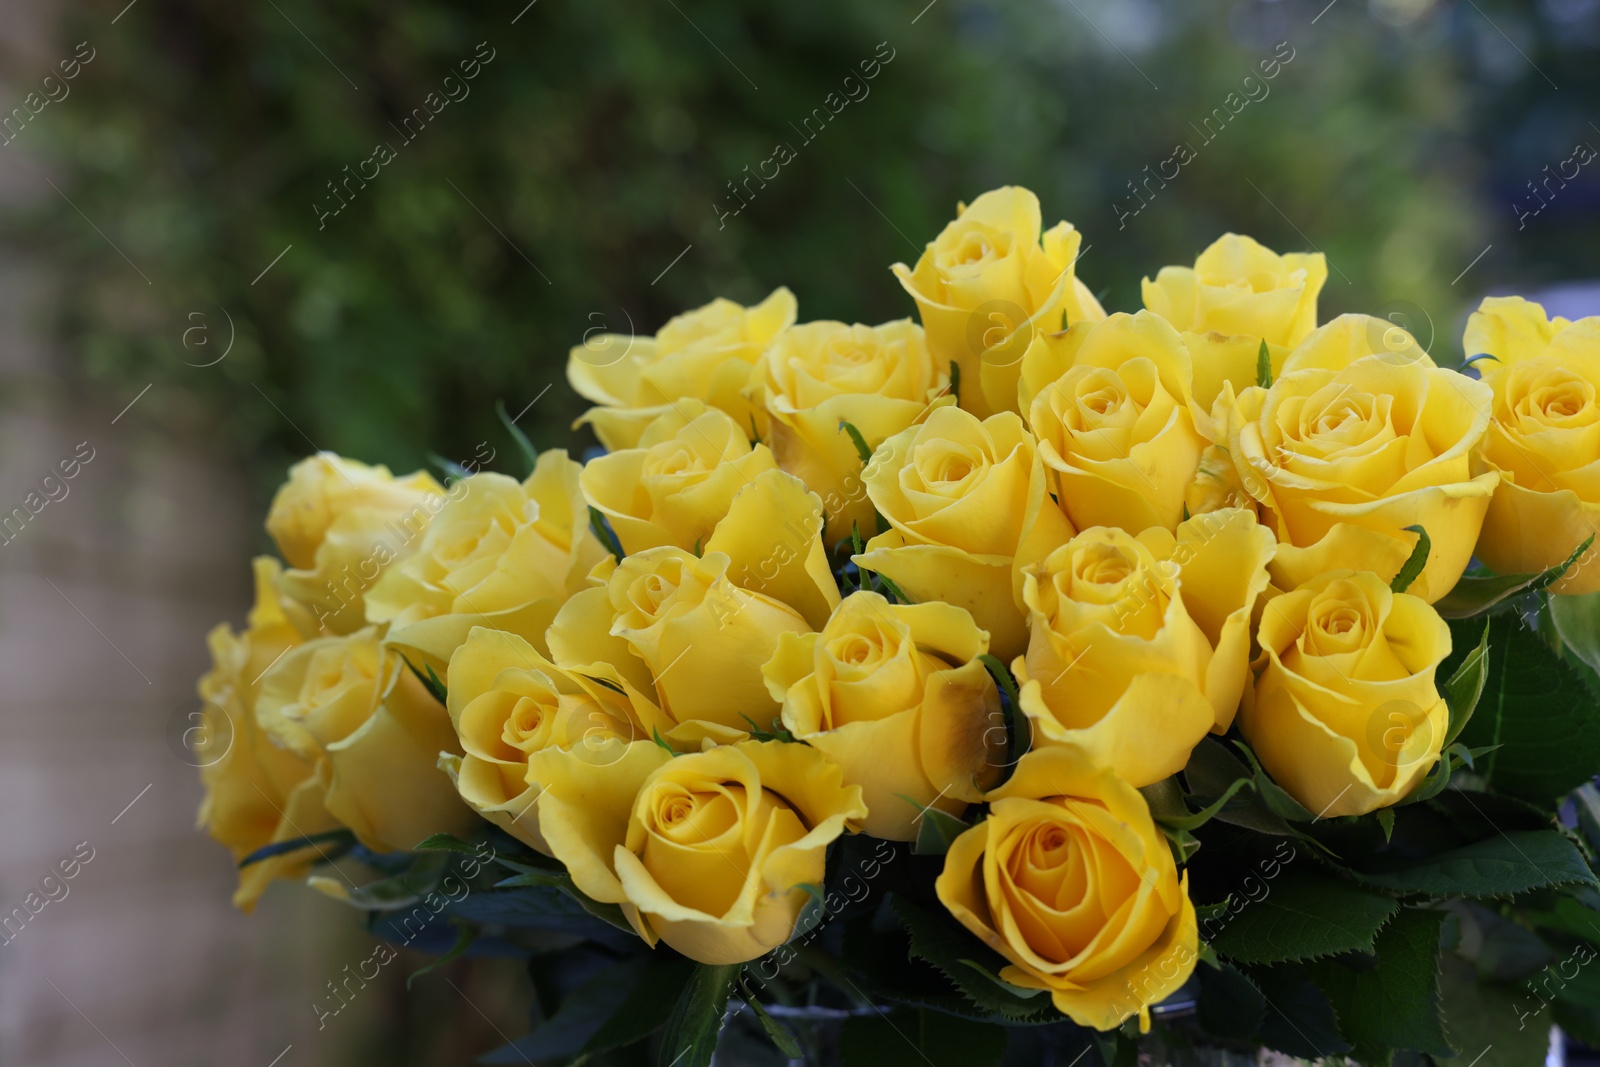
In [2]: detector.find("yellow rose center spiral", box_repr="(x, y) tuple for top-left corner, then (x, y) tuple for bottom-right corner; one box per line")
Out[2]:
(915, 440), (986, 491)
(647, 442), (708, 477)
(1518, 373), (1594, 426)
(1304, 581), (1375, 657)
(1074, 543), (1136, 589)
(999, 807), (1138, 961)
(502, 694), (558, 752)
(945, 227), (1010, 267)
(828, 633), (883, 669)
(434, 510), (515, 567)
(1279, 384), (1394, 463)
(299, 645), (377, 706)
(627, 563), (685, 620)
(651, 783), (744, 845)
(825, 336), (877, 367)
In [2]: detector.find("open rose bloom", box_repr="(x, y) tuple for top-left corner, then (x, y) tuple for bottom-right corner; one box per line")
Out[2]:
(196, 188), (1600, 1065)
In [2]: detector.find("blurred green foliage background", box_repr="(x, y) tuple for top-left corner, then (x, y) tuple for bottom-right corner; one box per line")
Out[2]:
(11, 0), (1600, 501)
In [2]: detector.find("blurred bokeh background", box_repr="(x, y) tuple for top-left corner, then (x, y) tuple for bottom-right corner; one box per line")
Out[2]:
(0, 0), (1596, 1063)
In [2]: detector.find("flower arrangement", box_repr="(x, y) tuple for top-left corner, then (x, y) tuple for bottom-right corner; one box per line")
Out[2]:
(195, 186), (1600, 1065)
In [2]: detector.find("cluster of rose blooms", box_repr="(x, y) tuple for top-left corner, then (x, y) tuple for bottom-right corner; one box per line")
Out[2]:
(197, 186), (1600, 1033)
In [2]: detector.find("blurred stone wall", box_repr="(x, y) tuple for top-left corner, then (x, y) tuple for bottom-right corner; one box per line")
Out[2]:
(0, 3), (378, 1063)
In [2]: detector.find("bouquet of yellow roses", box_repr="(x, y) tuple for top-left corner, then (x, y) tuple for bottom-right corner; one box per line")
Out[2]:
(194, 186), (1600, 1066)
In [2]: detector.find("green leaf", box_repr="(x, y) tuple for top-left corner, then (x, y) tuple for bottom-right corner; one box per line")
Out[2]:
(1095, 1030), (1139, 1067)
(482, 956), (651, 1064)
(977, 653), (1028, 770)
(1138, 776), (1189, 823)
(1455, 901), (1554, 982)
(788, 882), (828, 942)
(1232, 740), (1317, 822)
(1249, 962), (1351, 1060)
(483, 873), (637, 933)
(1308, 908), (1454, 1059)
(651, 726), (681, 756)
(977, 653), (1018, 708)
(1376, 808), (1396, 842)
(1446, 940), (1555, 1062)
(1155, 776), (1255, 832)
(1524, 891), (1600, 945)
(1555, 963), (1600, 1046)
(956, 959), (1047, 999)
(906, 799), (971, 856)
(1548, 587), (1600, 677)
(588, 505), (626, 562)
(1197, 962), (1266, 1040)
(237, 828), (355, 869)
(413, 832), (482, 854)
(406, 919), (476, 988)
(1403, 746), (1455, 805)
(875, 572), (911, 604)
(428, 452), (470, 482)
(948, 360), (961, 405)
(1210, 870), (1400, 964)
(1435, 535), (1594, 618)
(329, 854), (452, 910)
(1184, 742), (1331, 851)
(1256, 339), (1272, 388)
(581, 673), (626, 695)
(1458, 615), (1600, 800)
(1390, 525), (1431, 594)
(1441, 618), (1491, 747)
(581, 955), (697, 1058)
(840, 419), (874, 464)
(738, 981), (803, 1059)
(1352, 829), (1597, 898)
(400, 655), (448, 705)
(737, 712), (796, 743)
(495, 398), (538, 477)
(657, 962), (739, 1067)
(891, 895), (1058, 1022)
(1182, 738), (1303, 839)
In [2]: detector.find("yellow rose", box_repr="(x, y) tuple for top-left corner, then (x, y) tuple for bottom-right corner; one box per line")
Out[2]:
(1142, 234), (1326, 411)
(440, 626), (651, 852)
(568, 288), (797, 450)
(892, 186), (1105, 419)
(533, 740), (866, 964)
(762, 592), (1004, 840)
(1014, 509), (1274, 786)
(196, 557), (336, 911)
(580, 400), (777, 554)
(854, 405), (1073, 659)
(753, 318), (953, 544)
(608, 546), (812, 733)
(935, 746), (1197, 1032)
(266, 454), (446, 635)
(266, 453), (444, 570)
(1219, 345), (1497, 602)
(1276, 312), (1432, 375)
(1240, 570), (1450, 817)
(1464, 296), (1600, 593)
(256, 626), (476, 852)
(1021, 311), (1208, 533)
(364, 451), (606, 673)
(554, 469), (840, 728)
